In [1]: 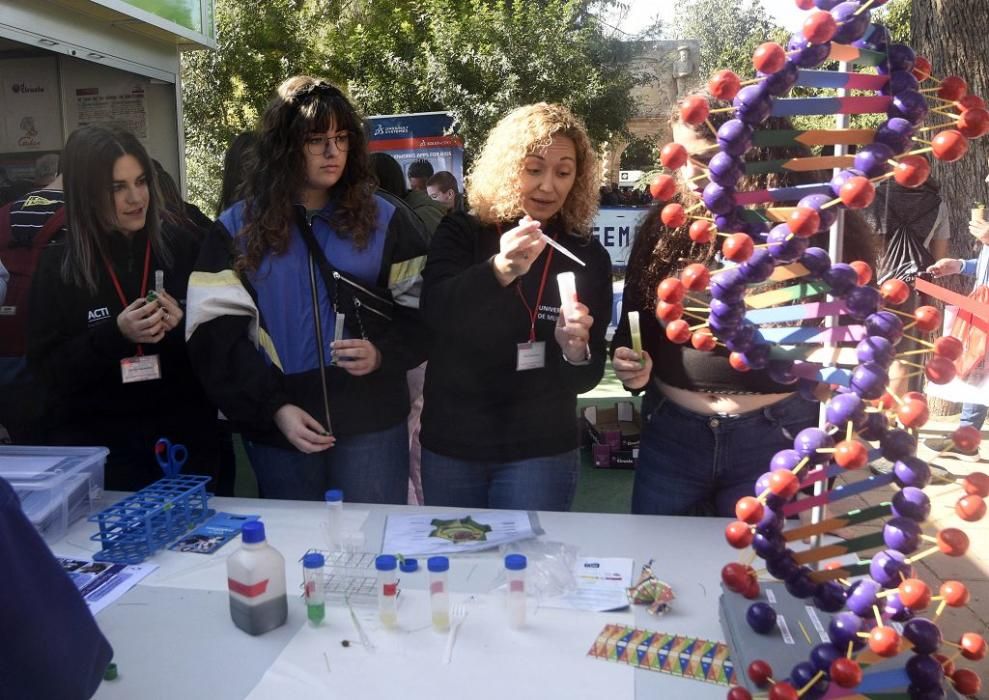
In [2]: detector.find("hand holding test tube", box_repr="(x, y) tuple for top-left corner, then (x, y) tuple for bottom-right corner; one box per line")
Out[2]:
(557, 272), (577, 319)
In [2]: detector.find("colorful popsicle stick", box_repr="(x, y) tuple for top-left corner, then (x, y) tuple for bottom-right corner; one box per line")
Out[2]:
(746, 300), (846, 323)
(791, 531), (886, 565)
(795, 69), (889, 91)
(734, 183), (834, 205)
(827, 42), (887, 67)
(744, 155), (855, 174)
(770, 95), (892, 118)
(744, 281), (830, 309)
(752, 129), (875, 148)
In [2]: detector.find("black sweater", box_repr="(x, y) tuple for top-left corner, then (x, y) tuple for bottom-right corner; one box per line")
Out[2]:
(420, 212), (612, 461)
(26, 225), (222, 486)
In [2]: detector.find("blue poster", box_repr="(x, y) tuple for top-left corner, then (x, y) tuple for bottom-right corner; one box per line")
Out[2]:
(365, 111), (465, 194)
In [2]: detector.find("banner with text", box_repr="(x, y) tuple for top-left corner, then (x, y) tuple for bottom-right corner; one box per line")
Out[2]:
(366, 112), (464, 193)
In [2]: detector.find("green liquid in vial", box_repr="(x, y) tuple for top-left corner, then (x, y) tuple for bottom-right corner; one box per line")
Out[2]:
(308, 602), (326, 624)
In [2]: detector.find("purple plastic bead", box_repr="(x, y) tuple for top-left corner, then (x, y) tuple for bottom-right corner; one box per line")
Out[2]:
(845, 285), (883, 320)
(881, 429), (917, 460)
(766, 550), (799, 580)
(826, 392), (865, 427)
(884, 590), (915, 622)
(715, 209), (746, 235)
(790, 661), (824, 696)
(855, 24), (890, 51)
(756, 505), (783, 534)
(800, 247), (832, 277)
(874, 117), (915, 154)
(799, 194), (838, 230)
(830, 168), (865, 197)
(907, 685), (946, 700)
(746, 602), (778, 634)
(761, 60), (799, 96)
(738, 248), (775, 283)
(854, 142), (895, 178)
(702, 181), (736, 216)
(889, 90), (929, 124)
(903, 618), (943, 655)
(753, 531), (786, 559)
(906, 653), (945, 691)
(870, 549), (913, 588)
(771, 449), (803, 472)
(785, 567), (817, 599)
(788, 35), (832, 68)
(847, 579), (882, 617)
(754, 471), (785, 509)
(711, 267), (743, 298)
(865, 311), (904, 344)
(809, 642), (842, 674)
(708, 151), (744, 187)
(726, 324), (759, 353)
(882, 69), (920, 97)
(828, 612), (863, 648)
(823, 263), (859, 295)
(849, 362), (889, 400)
(741, 343), (771, 370)
(733, 85), (772, 125)
(883, 516), (921, 553)
(814, 0), (843, 9)
(832, 1), (871, 44)
(892, 487), (931, 522)
(886, 43), (917, 73)
(813, 581), (847, 613)
(794, 427), (834, 462)
(716, 119), (753, 157)
(710, 298), (745, 324)
(858, 411), (889, 441)
(856, 336), (896, 367)
(767, 224), (809, 263)
(893, 456), (931, 489)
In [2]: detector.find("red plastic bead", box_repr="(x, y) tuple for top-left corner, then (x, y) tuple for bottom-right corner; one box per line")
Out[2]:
(656, 301), (684, 323)
(956, 494), (986, 522)
(657, 278), (685, 303)
(880, 278), (910, 305)
(940, 580), (970, 607)
(661, 203), (687, 228)
(680, 263), (711, 291)
(722, 233), (754, 262)
(768, 471), (799, 500)
(931, 129), (969, 162)
(691, 328), (717, 352)
(960, 632), (986, 661)
(897, 578), (932, 610)
(666, 319), (691, 344)
(709, 70), (742, 102)
(893, 155), (931, 188)
(660, 142), (689, 169)
(802, 11), (837, 44)
(934, 335), (964, 360)
(952, 668), (981, 696)
(937, 528), (970, 557)
(725, 520), (754, 548)
(689, 219), (716, 244)
(729, 352), (751, 372)
(914, 305), (942, 332)
(829, 657), (862, 688)
(850, 260), (872, 286)
(787, 207), (821, 237)
(834, 440), (869, 470)
(938, 75), (968, 101)
(958, 107), (989, 139)
(868, 626), (901, 657)
(839, 176), (876, 209)
(924, 355), (956, 385)
(747, 659), (774, 688)
(962, 471), (989, 497)
(753, 42), (787, 74)
(727, 688), (753, 700)
(768, 682), (799, 700)
(896, 397), (929, 429)
(912, 56), (932, 82)
(680, 95), (711, 125)
(649, 174), (677, 201)
(736, 496), (765, 525)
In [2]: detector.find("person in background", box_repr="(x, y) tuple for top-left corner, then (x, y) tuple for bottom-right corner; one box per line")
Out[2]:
(426, 171), (460, 212)
(0, 476), (113, 700)
(420, 103), (612, 511)
(0, 170), (66, 445)
(922, 209), (989, 459)
(187, 76), (428, 503)
(216, 132), (259, 216)
(27, 125), (229, 491)
(153, 160), (213, 236)
(370, 153), (432, 505)
(611, 92), (876, 517)
(861, 179), (950, 395)
(33, 153), (60, 189)
(404, 158), (445, 234)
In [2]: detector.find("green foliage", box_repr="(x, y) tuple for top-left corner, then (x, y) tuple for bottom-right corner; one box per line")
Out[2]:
(181, 0), (638, 211)
(874, 0), (910, 45)
(669, 0), (778, 79)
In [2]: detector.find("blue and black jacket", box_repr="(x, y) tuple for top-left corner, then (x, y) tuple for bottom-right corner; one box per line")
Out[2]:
(186, 194), (428, 448)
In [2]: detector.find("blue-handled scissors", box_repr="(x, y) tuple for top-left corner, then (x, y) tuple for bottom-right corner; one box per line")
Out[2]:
(155, 438), (188, 478)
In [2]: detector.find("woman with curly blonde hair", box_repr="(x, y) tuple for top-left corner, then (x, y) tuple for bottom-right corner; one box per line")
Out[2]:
(186, 76), (429, 502)
(419, 102), (613, 511)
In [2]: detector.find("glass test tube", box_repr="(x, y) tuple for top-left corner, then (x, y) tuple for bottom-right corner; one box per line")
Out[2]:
(427, 556), (450, 631)
(325, 489), (343, 550)
(505, 554), (527, 628)
(375, 555), (398, 627)
(154, 270), (164, 295)
(302, 552), (325, 625)
(628, 311), (643, 356)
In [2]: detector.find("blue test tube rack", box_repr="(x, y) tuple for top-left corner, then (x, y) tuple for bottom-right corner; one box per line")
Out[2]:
(88, 475), (214, 564)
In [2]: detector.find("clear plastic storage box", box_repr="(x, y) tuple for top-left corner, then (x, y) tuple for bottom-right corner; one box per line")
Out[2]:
(0, 445), (108, 541)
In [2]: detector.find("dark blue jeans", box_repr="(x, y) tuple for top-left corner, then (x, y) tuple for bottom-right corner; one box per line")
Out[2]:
(632, 392), (820, 517)
(245, 422), (409, 503)
(421, 448), (578, 512)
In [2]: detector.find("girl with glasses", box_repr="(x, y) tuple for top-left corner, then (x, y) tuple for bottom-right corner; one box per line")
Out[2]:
(187, 76), (428, 502)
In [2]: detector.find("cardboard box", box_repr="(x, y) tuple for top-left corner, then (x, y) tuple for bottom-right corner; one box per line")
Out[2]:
(582, 402), (641, 469)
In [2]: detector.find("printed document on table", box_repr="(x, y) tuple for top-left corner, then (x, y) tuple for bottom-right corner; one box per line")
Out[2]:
(381, 511), (542, 555)
(539, 557), (633, 612)
(56, 556), (158, 616)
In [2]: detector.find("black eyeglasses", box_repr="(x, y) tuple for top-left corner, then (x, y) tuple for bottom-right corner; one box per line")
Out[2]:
(304, 133), (351, 155)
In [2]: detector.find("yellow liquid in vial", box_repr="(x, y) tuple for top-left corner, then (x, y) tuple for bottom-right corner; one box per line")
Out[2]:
(379, 609), (397, 628)
(432, 611), (449, 631)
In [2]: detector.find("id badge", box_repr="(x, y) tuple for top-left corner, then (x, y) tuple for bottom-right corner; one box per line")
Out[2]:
(516, 341), (546, 371)
(120, 354), (162, 383)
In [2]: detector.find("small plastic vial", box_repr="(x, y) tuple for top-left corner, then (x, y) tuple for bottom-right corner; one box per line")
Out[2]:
(375, 555), (398, 628)
(427, 556), (450, 631)
(303, 552), (325, 626)
(325, 489), (343, 550)
(505, 554), (527, 628)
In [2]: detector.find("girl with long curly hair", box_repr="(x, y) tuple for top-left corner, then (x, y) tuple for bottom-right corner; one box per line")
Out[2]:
(612, 93), (877, 517)
(186, 76), (428, 502)
(419, 103), (613, 511)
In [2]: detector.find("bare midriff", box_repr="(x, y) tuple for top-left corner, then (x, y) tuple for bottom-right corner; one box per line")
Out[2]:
(655, 379), (794, 416)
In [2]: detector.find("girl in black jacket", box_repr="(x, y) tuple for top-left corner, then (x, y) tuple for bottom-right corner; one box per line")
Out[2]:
(27, 125), (227, 491)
